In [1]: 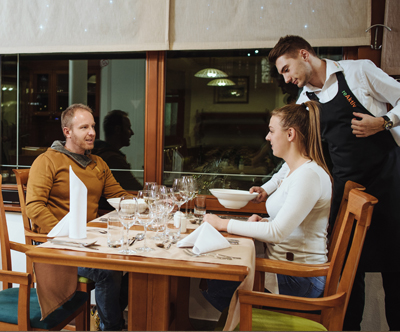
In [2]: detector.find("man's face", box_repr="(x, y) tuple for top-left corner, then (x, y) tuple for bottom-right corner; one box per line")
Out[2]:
(275, 51), (312, 88)
(64, 109), (96, 154)
(121, 116), (134, 147)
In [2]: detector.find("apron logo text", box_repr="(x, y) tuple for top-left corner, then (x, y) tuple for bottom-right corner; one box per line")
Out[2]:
(342, 90), (356, 108)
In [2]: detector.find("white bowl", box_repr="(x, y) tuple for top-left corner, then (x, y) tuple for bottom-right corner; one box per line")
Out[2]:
(107, 197), (147, 213)
(209, 189), (258, 209)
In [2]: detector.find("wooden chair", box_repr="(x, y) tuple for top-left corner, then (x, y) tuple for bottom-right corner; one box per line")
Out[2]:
(0, 176), (88, 331)
(13, 169), (94, 331)
(236, 188), (377, 331)
(253, 180), (365, 292)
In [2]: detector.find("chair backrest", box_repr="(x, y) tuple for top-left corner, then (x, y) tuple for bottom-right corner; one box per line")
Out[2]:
(327, 180), (365, 261)
(321, 189), (377, 329)
(0, 176), (13, 289)
(13, 169), (37, 245)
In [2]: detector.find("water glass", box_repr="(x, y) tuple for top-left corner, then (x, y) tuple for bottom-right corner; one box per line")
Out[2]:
(167, 213), (181, 241)
(194, 195), (206, 222)
(107, 216), (123, 248)
(118, 195), (138, 254)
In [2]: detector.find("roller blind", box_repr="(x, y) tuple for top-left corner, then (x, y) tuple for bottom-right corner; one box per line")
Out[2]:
(0, 0), (371, 54)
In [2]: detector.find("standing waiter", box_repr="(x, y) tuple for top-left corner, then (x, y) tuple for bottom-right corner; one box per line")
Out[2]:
(251, 35), (400, 331)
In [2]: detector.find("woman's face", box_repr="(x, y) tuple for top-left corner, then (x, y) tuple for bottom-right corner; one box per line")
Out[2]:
(266, 115), (290, 159)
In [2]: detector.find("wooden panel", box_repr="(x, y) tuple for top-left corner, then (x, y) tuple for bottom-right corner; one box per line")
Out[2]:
(144, 51), (166, 185)
(381, 0), (400, 74)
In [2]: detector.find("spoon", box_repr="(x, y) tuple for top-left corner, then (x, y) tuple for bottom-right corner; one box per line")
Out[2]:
(129, 233), (144, 246)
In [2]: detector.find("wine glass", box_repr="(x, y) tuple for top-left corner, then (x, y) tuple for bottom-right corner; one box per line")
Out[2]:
(182, 176), (198, 219)
(136, 190), (154, 252)
(118, 195), (138, 254)
(172, 178), (188, 212)
(143, 182), (157, 191)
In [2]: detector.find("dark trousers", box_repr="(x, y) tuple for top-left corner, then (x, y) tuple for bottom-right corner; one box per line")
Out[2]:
(343, 270), (400, 331)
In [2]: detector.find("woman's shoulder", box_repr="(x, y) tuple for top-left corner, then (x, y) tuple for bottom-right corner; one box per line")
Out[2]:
(295, 161), (330, 183)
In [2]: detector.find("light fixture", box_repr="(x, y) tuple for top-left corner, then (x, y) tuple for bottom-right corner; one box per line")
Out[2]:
(207, 78), (235, 87)
(194, 68), (228, 78)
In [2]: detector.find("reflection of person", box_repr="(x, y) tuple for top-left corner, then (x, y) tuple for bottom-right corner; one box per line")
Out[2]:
(26, 104), (129, 331)
(92, 110), (142, 190)
(264, 35), (400, 331)
(203, 101), (331, 311)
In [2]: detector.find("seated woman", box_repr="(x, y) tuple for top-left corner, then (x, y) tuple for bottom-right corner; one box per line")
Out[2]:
(202, 100), (332, 312)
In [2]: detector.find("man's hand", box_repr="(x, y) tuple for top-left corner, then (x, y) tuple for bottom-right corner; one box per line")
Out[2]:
(249, 186), (268, 203)
(203, 214), (229, 232)
(351, 112), (384, 137)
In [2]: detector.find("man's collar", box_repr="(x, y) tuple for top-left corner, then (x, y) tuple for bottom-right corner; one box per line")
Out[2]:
(302, 59), (344, 94)
(50, 140), (93, 168)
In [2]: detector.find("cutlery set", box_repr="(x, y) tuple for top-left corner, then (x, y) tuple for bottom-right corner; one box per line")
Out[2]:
(50, 233), (240, 256)
(183, 248), (241, 260)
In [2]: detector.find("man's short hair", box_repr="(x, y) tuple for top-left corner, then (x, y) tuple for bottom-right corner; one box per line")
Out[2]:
(268, 35), (317, 64)
(61, 104), (93, 131)
(103, 110), (129, 137)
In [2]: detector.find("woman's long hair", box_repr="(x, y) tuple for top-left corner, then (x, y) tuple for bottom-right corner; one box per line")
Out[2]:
(271, 101), (331, 179)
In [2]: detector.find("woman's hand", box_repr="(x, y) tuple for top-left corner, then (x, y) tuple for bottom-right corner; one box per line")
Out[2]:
(203, 214), (229, 232)
(249, 186), (268, 203)
(247, 214), (263, 222)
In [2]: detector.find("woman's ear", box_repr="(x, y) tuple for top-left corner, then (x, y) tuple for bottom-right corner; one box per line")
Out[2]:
(287, 128), (296, 142)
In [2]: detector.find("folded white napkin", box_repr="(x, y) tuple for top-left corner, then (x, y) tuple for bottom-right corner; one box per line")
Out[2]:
(48, 166), (87, 239)
(177, 221), (230, 254)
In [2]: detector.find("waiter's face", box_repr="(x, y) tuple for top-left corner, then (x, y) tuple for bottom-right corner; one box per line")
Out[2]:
(266, 115), (290, 159)
(275, 50), (312, 88)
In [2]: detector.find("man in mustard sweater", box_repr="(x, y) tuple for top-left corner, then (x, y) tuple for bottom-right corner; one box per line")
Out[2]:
(26, 104), (129, 331)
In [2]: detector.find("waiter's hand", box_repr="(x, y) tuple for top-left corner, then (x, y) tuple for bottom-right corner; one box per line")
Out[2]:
(351, 112), (384, 137)
(249, 186), (268, 203)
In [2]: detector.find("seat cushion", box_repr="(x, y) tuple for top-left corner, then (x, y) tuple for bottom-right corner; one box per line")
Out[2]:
(216, 308), (327, 331)
(242, 308), (327, 331)
(0, 288), (88, 329)
(78, 275), (94, 284)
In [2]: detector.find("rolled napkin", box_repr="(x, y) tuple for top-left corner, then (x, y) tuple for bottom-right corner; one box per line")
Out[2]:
(177, 221), (230, 254)
(48, 166), (87, 239)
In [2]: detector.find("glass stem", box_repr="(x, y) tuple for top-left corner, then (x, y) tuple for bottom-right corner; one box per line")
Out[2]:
(125, 226), (129, 251)
(143, 225), (147, 248)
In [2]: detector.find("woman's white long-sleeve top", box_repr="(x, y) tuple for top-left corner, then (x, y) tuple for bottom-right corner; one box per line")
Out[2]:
(228, 160), (331, 264)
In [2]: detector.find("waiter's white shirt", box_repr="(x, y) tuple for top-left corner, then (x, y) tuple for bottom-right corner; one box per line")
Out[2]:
(297, 59), (400, 145)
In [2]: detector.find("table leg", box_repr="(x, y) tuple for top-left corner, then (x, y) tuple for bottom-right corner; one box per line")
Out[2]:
(170, 277), (194, 331)
(128, 272), (170, 331)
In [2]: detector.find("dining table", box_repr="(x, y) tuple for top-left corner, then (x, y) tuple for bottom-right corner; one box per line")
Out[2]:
(25, 213), (255, 331)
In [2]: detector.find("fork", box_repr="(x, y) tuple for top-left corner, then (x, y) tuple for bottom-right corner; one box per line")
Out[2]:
(183, 248), (241, 260)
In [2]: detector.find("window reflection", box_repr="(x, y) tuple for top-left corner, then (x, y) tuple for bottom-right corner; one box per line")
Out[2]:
(0, 54), (146, 190)
(164, 48), (341, 193)
(1, 55), (18, 181)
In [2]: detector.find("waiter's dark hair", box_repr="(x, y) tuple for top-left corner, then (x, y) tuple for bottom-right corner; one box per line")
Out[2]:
(272, 101), (331, 178)
(268, 35), (317, 64)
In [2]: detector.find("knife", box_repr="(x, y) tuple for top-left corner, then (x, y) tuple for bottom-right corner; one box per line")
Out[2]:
(50, 240), (100, 250)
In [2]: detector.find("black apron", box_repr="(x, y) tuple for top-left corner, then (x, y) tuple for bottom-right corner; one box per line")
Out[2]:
(307, 71), (400, 272)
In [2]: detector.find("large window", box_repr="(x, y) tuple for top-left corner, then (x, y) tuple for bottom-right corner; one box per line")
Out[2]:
(163, 48), (342, 194)
(0, 53), (146, 191)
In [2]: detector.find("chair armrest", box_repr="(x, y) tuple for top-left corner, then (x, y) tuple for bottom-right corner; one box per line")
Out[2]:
(10, 241), (35, 253)
(0, 270), (31, 286)
(239, 289), (345, 312)
(24, 229), (53, 243)
(255, 257), (330, 277)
